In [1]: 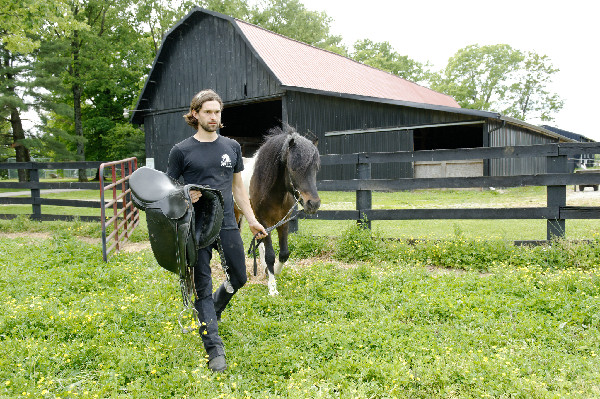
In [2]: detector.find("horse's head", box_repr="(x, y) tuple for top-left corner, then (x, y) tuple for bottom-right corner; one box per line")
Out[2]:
(282, 133), (321, 214)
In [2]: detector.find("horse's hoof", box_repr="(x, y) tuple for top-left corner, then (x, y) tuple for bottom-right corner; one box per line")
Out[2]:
(267, 272), (278, 296)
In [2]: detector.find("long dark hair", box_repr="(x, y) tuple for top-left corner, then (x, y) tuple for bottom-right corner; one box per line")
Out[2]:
(183, 89), (224, 129)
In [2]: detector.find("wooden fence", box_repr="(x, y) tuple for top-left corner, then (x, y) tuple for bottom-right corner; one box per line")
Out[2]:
(99, 158), (139, 261)
(298, 142), (600, 241)
(2, 143), (599, 242)
(0, 161), (104, 221)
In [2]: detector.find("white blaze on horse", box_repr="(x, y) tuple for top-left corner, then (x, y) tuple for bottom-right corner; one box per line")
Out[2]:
(236, 126), (321, 296)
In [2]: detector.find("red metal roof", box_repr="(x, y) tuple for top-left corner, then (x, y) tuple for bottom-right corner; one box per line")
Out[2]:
(235, 20), (460, 108)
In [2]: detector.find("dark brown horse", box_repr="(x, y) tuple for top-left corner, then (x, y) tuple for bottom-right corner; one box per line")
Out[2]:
(240, 125), (321, 295)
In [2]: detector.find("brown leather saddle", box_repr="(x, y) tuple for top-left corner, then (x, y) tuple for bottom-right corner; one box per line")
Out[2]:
(129, 166), (224, 275)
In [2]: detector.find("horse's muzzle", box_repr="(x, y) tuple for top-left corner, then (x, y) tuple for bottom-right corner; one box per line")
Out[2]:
(301, 197), (321, 214)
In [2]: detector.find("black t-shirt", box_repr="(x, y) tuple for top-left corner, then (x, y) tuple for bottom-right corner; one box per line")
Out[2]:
(167, 135), (244, 230)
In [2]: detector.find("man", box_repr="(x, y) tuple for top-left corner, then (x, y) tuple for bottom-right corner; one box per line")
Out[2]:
(167, 89), (267, 372)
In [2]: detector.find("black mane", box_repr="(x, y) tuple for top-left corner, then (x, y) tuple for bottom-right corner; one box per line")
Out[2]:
(251, 125), (319, 206)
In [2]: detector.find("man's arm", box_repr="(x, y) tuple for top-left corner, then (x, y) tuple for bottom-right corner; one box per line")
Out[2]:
(232, 172), (267, 238)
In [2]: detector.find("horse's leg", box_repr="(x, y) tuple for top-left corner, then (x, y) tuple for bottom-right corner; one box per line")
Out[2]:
(261, 234), (279, 296)
(258, 242), (267, 273)
(274, 224), (290, 276)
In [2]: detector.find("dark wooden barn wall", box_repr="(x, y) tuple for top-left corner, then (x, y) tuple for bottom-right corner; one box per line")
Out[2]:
(146, 13), (283, 110)
(487, 120), (556, 176)
(285, 91), (476, 179)
(142, 13), (285, 171)
(144, 112), (198, 172)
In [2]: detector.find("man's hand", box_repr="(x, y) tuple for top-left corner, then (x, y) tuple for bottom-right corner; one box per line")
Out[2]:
(248, 220), (267, 239)
(190, 189), (202, 203)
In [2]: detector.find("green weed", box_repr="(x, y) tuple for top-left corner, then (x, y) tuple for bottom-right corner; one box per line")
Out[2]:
(1, 218), (600, 397)
(333, 219), (381, 262)
(288, 231), (331, 259)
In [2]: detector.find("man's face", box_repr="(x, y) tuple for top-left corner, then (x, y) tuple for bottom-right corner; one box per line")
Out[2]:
(194, 100), (222, 132)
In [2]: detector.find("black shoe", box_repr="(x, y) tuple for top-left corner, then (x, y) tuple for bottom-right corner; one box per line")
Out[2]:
(208, 355), (227, 373)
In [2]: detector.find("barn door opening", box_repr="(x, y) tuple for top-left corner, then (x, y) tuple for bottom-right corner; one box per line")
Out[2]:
(220, 99), (282, 157)
(412, 122), (485, 179)
(413, 124), (483, 151)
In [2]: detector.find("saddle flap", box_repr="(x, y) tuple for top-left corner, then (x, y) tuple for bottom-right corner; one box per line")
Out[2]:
(146, 208), (190, 275)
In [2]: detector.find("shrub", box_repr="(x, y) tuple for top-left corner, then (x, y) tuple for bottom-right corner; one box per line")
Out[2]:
(414, 238), (512, 272)
(334, 220), (381, 262)
(288, 231), (331, 259)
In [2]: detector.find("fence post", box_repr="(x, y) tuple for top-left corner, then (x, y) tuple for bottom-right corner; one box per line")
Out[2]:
(29, 164), (41, 220)
(356, 155), (372, 229)
(546, 154), (567, 240)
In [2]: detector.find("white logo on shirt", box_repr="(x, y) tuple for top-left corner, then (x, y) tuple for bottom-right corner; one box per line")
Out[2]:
(221, 154), (232, 168)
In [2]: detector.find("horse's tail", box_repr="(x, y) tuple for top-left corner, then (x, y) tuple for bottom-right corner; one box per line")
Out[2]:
(241, 153), (257, 196)
(235, 153), (258, 230)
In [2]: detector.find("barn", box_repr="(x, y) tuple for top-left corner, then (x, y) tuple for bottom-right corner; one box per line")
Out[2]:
(130, 7), (573, 180)
(541, 125), (596, 170)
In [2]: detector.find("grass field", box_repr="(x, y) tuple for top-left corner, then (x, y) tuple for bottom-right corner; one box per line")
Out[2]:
(1, 186), (599, 241)
(0, 215), (599, 398)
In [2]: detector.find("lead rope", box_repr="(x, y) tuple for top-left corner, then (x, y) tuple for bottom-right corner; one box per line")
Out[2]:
(248, 185), (301, 276)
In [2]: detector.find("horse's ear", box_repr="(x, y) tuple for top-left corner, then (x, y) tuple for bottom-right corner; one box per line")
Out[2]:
(312, 138), (319, 147)
(288, 137), (295, 148)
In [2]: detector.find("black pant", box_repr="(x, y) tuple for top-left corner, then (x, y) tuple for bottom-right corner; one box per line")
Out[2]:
(193, 228), (247, 360)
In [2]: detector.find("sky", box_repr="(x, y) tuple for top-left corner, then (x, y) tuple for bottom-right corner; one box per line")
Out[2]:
(296, 0), (600, 141)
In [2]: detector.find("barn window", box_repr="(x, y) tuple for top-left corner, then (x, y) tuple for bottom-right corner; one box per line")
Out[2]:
(413, 124), (484, 151)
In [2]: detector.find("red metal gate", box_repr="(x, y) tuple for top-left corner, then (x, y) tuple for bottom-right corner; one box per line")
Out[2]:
(99, 157), (139, 261)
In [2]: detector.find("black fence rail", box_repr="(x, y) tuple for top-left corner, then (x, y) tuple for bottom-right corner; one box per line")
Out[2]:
(299, 142), (600, 240)
(0, 161), (104, 222)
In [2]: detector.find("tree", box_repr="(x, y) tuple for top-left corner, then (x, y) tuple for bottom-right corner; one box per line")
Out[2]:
(351, 39), (429, 83)
(431, 44), (523, 111)
(103, 123), (145, 161)
(37, 0), (158, 179)
(431, 44), (563, 121)
(0, 0), (75, 180)
(1, 47), (32, 181)
(133, 0), (198, 55)
(502, 51), (564, 121)
(201, 0), (251, 20)
(248, 0), (347, 55)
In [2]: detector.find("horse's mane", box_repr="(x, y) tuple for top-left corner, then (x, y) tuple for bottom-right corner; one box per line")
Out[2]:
(251, 125), (319, 206)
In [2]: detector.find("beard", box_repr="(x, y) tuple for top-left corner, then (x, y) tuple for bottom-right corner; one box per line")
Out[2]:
(199, 119), (219, 132)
